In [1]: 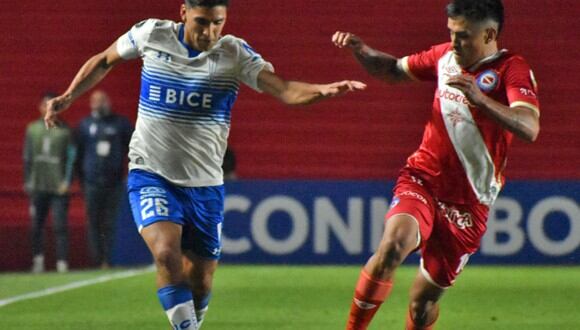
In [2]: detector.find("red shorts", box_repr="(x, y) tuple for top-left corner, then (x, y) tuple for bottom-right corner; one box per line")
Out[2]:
(385, 171), (489, 288)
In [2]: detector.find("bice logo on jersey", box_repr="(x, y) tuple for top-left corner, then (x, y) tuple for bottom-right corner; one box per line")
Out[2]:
(476, 70), (499, 93)
(149, 85), (213, 109)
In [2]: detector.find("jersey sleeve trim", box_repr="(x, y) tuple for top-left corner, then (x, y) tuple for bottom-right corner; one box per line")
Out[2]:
(510, 101), (540, 117)
(400, 56), (419, 81)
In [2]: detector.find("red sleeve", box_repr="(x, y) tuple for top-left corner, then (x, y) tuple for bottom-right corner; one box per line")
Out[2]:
(401, 43), (452, 81)
(503, 55), (540, 116)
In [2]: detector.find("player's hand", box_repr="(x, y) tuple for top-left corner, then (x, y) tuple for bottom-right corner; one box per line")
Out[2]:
(320, 80), (367, 97)
(332, 31), (364, 52)
(446, 75), (486, 107)
(45, 94), (72, 129)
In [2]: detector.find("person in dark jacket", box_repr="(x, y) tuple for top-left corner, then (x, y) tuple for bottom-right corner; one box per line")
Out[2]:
(77, 90), (133, 268)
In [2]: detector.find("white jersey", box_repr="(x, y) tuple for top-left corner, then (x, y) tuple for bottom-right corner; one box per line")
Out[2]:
(116, 19), (274, 187)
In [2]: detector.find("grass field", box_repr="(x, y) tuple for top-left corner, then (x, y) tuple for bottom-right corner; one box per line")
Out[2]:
(1, 265), (579, 329)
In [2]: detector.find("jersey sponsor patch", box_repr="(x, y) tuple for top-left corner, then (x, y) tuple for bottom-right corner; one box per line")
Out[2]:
(476, 70), (500, 93)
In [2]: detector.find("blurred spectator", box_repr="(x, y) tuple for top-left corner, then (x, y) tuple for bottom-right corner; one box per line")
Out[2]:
(222, 147), (237, 180)
(76, 90), (132, 268)
(24, 92), (76, 273)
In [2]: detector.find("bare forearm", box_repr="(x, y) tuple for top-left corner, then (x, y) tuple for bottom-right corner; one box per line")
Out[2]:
(63, 53), (114, 103)
(277, 81), (325, 105)
(476, 98), (539, 142)
(353, 45), (406, 83)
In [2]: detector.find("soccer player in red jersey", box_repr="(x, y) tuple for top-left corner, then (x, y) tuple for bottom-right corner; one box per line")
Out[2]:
(333, 0), (540, 329)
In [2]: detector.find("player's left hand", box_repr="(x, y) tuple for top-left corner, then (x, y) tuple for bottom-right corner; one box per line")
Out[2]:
(320, 80), (367, 97)
(446, 75), (486, 106)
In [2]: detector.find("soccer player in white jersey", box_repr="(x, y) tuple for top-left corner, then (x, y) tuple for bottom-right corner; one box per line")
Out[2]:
(45, 0), (365, 329)
(333, 0), (540, 329)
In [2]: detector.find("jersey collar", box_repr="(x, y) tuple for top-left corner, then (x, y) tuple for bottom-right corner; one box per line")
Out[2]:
(467, 49), (508, 72)
(178, 24), (202, 58)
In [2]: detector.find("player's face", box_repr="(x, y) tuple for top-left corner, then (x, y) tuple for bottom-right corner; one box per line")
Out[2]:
(181, 5), (227, 52)
(447, 16), (496, 68)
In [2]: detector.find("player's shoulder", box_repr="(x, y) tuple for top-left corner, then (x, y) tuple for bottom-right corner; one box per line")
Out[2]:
(497, 51), (533, 70)
(215, 34), (254, 54)
(132, 18), (175, 30)
(428, 42), (453, 57)
(130, 18), (178, 40)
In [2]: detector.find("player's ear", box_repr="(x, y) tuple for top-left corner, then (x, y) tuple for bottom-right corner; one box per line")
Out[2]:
(485, 27), (498, 44)
(180, 4), (188, 23)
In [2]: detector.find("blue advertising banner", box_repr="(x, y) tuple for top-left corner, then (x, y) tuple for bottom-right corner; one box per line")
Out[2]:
(112, 180), (580, 265)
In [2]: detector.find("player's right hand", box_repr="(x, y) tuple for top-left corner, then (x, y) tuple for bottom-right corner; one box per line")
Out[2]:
(332, 31), (364, 51)
(45, 94), (72, 129)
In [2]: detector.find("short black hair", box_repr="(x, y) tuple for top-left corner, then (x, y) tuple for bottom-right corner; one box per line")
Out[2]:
(446, 0), (504, 34)
(185, 0), (229, 8)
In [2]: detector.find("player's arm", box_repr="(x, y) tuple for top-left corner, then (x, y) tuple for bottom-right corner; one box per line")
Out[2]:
(332, 31), (410, 84)
(257, 70), (366, 106)
(447, 75), (540, 142)
(45, 42), (126, 128)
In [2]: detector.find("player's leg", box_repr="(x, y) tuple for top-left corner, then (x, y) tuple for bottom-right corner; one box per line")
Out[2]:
(182, 251), (218, 328)
(180, 184), (225, 328)
(128, 169), (197, 330)
(141, 221), (197, 330)
(346, 213), (420, 330)
(405, 201), (488, 329)
(406, 270), (445, 330)
(347, 174), (436, 330)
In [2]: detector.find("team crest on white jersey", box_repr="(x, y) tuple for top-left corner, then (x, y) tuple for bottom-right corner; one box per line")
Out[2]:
(476, 70), (499, 93)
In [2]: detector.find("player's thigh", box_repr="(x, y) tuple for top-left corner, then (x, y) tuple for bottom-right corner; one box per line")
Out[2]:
(141, 221), (183, 257)
(127, 169), (186, 233)
(409, 270), (445, 306)
(421, 202), (488, 288)
(182, 185), (225, 260)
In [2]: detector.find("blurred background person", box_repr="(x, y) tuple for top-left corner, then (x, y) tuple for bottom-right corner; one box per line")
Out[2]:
(23, 92), (76, 273)
(76, 90), (133, 269)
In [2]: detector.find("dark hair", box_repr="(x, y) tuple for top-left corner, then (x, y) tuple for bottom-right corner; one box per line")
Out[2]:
(185, 0), (229, 8)
(446, 0), (504, 34)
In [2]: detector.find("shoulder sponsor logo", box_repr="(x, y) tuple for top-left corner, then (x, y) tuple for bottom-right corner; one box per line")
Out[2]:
(476, 70), (499, 93)
(519, 88), (537, 98)
(390, 197), (400, 208)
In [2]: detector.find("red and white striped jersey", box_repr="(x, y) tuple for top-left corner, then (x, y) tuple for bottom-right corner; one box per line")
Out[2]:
(400, 42), (540, 205)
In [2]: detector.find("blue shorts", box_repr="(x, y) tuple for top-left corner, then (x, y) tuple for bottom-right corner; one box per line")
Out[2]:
(127, 169), (224, 259)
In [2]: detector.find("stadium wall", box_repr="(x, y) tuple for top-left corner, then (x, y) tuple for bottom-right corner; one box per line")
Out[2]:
(0, 1), (578, 270)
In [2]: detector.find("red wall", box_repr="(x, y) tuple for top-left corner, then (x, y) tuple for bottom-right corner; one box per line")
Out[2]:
(1, 1), (579, 269)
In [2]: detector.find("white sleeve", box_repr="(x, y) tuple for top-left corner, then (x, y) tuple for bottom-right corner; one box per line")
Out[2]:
(116, 19), (156, 60)
(235, 39), (274, 93)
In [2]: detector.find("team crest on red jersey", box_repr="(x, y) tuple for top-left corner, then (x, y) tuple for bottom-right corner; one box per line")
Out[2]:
(476, 70), (499, 93)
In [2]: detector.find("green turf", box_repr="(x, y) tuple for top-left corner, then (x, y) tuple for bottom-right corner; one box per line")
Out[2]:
(0, 265), (579, 329)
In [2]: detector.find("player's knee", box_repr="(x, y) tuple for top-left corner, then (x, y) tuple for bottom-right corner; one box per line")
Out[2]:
(409, 299), (438, 326)
(376, 239), (408, 270)
(154, 247), (181, 272)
